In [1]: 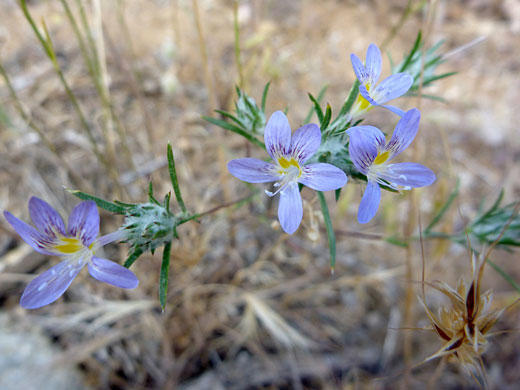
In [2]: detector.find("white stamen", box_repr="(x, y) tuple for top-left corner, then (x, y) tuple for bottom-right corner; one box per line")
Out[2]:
(265, 166), (300, 197)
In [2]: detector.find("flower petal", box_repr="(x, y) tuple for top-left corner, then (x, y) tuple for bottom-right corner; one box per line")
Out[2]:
(264, 111), (292, 160)
(68, 201), (99, 246)
(370, 73), (413, 104)
(290, 123), (321, 164)
(378, 162), (436, 188)
(88, 256), (139, 289)
(347, 126), (385, 173)
(28, 197), (66, 237)
(3, 211), (58, 255)
(20, 259), (84, 309)
(277, 183), (303, 234)
(365, 43), (382, 86)
(358, 181), (381, 224)
(227, 158), (278, 183)
(385, 108), (421, 158)
(381, 104), (406, 117)
(350, 53), (366, 83)
(300, 163), (348, 191)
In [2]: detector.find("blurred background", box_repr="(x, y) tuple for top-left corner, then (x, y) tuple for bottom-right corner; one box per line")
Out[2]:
(0, 0), (519, 389)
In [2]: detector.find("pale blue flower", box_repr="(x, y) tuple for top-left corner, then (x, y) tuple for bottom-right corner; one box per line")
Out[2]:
(228, 111), (347, 234)
(348, 109), (436, 223)
(350, 43), (413, 118)
(3, 197), (138, 309)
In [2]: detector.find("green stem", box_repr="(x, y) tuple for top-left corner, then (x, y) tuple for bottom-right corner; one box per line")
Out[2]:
(317, 191), (336, 273)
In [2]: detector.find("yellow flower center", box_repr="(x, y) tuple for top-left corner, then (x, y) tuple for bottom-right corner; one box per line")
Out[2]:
(53, 236), (93, 254)
(373, 150), (390, 165)
(277, 157), (302, 178)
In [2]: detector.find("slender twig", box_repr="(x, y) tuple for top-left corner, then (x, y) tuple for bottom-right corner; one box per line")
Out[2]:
(178, 192), (257, 225)
(0, 58), (91, 190)
(233, 1), (244, 88)
(192, 0), (215, 113)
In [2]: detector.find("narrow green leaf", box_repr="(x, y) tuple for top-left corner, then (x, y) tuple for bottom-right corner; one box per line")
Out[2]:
(163, 191), (171, 212)
(385, 236), (409, 247)
(425, 178), (460, 232)
(67, 188), (126, 214)
(406, 92), (448, 103)
(124, 246), (144, 268)
(317, 191), (336, 272)
(304, 85), (327, 124)
(308, 93), (324, 124)
(159, 240), (172, 311)
(422, 71), (458, 86)
(320, 103), (332, 131)
(202, 116), (265, 149)
(398, 30), (422, 73)
(114, 200), (138, 208)
(488, 259), (520, 294)
(337, 79), (360, 118)
(261, 81), (271, 113)
(148, 181), (161, 206)
(335, 188), (342, 202)
(167, 143), (187, 213)
(214, 109), (245, 128)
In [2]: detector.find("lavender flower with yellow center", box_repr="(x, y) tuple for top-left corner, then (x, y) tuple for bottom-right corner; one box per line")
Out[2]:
(348, 108), (436, 224)
(349, 43), (413, 119)
(228, 111), (347, 234)
(419, 253), (509, 379)
(3, 197), (138, 309)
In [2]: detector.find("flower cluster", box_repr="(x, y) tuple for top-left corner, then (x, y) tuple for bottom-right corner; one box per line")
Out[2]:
(3, 197), (138, 309)
(227, 43), (435, 232)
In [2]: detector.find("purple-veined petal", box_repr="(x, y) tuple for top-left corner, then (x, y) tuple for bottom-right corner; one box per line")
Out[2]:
(3, 211), (58, 255)
(264, 111), (292, 160)
(277, 183), (303, 234)
(88, 256), (139, 289)
(350, 53), (366, 83)
(20, 258), (84, 309)
(347, 126), (384, 173)
(378, 162), (436, 188)
(28, 197), (66, 237)
(370, 73), (413, 104)
(358, 181), (381, 224)
(227, 158), (278, 183)
(386, 108), (421, 158)
(365, 43), (382, 86)
(68, 201), (99, 247)
(290, 123), (321, 164)
(300, 163), (348, 191)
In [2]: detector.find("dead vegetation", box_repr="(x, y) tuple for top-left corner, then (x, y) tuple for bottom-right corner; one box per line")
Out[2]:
(0, 0), (519, 389)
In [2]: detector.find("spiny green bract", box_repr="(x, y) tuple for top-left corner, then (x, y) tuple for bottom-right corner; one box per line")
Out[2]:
(122, 203), (177, 254)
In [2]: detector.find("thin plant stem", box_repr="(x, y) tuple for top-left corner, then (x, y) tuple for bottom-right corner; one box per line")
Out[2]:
(116, 0), (155, 147)
(63, 0), (136, 175)
(18, 1), (125, 192)
(233, 1), (244, 89)
(192, 0), (215, 113)
(0, 58), (91, 191)
(178, 192), (257, 225)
